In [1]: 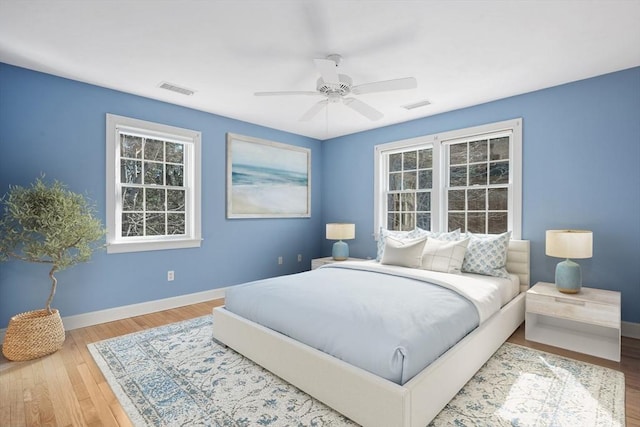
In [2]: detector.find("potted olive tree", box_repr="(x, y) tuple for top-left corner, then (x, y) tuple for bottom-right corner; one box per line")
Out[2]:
(0, 177), (105, 361)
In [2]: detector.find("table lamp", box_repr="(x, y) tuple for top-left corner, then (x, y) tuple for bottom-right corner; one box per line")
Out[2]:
(326, 223), (355, 261)
(545, 230), (593, 293)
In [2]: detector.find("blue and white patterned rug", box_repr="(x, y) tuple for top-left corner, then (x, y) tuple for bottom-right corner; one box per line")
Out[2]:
(88, 315), (625, 426)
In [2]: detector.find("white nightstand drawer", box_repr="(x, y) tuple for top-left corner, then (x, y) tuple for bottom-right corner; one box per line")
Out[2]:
(525, 282), (621, 361)
(526, 292), (618, 329)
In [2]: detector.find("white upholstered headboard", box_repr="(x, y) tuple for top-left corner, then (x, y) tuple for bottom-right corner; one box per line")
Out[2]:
(506, 239), (530, 290)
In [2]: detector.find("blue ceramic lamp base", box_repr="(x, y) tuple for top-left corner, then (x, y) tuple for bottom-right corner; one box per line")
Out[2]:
(332, 240), (349, 261)
(555, 258), (582, 294)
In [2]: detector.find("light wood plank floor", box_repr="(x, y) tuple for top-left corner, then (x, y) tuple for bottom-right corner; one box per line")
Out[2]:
(1, 299), (638, 426)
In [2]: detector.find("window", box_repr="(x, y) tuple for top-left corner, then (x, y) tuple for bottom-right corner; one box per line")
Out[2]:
(446, 134), (512, 234)
(386, 148), (433, 231)
(106, 114), (201, 253)
(375, 118), (522, 239)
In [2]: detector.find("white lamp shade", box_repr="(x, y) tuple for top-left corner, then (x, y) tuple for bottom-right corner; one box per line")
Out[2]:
(545, 230), (593, 259)
(326, 223), (355, 240)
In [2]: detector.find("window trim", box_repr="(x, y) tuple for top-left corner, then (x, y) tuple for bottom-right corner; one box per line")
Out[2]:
(106, 114), (202, 254)
(375, 118), (522, 239)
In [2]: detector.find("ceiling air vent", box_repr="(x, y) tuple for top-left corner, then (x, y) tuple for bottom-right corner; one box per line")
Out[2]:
(158, 82), (195, 96)
(402, 100), (431, 110)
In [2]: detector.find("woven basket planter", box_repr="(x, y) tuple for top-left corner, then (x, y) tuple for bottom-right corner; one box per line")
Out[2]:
(2, 309), (65, 361)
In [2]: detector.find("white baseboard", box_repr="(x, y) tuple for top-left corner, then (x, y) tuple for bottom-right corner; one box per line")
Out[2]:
(622, 321), (640, 340)
(0, 287), (227, 343)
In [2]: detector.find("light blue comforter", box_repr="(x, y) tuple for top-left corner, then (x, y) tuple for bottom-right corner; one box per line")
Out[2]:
(224, 262), (485, 385)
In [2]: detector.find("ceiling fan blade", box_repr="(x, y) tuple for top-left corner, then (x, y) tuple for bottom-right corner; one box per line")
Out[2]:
(254, 91), (319, 96)
(343, 97), (383, 121)
(351, 77), (417, 95)
(300, 99), (329, 121)
(313, 58), (340, 85)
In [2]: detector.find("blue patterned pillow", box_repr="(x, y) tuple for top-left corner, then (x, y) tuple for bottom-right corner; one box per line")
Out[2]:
(461, 231), (511, 278)
(415, 228), (461, 242)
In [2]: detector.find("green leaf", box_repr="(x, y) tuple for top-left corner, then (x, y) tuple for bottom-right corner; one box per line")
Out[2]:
(0, 176), (106, 309)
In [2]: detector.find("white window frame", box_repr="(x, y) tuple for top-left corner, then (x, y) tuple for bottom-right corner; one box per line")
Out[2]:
(106, 114), (202, 253)
(375, 118), (522, 239)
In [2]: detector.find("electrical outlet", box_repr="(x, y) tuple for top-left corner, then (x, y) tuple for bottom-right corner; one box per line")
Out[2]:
(167, 270), (174, 281)
(278, 256), (283, 265)
(297, 254), (302, 262)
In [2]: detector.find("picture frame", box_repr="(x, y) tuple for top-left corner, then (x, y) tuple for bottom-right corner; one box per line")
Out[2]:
(226, 133), (311, 218)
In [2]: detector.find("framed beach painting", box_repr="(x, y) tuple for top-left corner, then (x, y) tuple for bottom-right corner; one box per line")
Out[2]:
(226, 133), (311, 218)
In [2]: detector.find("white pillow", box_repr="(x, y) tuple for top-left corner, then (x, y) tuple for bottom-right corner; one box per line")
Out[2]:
(376, 228), (461, 261)
(376, 227), (428, 261)
(421, 237), (470, 273)
(462, 231), (512, 278)
(380, 236), (427, 268)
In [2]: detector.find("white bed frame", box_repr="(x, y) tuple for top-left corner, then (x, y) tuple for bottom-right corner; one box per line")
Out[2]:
(212, 240), (530, 427)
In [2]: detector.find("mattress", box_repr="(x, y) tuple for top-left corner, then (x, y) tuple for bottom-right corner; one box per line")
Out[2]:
(224, 261), (509, 385)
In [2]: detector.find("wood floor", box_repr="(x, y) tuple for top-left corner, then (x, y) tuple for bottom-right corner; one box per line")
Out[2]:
(1, 299), (638, 427)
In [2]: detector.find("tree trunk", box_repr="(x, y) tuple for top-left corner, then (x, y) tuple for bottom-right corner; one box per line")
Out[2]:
(46, 265), (58, 313)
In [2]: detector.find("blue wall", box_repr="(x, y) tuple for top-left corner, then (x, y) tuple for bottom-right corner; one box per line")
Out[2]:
(322, 67), (640, 323)
(0, 63), (323, 327)
(1, 63), (639, 326)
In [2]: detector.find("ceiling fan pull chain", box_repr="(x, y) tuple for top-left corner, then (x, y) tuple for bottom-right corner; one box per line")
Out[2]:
(326, 102), (329, 137)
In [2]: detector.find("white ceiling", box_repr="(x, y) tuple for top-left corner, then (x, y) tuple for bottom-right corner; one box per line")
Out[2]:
(1, 1), (639, 140)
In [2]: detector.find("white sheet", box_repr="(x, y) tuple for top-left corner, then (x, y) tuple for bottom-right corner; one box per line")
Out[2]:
(325, 261), (504, 322)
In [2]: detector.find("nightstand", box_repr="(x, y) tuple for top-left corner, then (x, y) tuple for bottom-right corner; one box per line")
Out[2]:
(525, 282), (621, 361)
(311, 257), (366, 270)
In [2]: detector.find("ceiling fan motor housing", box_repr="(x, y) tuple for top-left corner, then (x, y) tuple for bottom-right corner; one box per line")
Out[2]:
(317, 74), (352, 99)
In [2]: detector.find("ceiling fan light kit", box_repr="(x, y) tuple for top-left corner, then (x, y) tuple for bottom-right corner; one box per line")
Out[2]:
(254, 54), (417, 122)
(316, 74), (352, 98)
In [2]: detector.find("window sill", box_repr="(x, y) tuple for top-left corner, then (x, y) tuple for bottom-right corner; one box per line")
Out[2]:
(107, 238), (202, 254)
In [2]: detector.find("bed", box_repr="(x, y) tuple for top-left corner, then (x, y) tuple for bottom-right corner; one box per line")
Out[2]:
(212, 239), (530, 427)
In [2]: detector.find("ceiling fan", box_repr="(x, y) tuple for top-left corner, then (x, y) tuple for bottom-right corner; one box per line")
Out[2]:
(254, 54), (417, 121)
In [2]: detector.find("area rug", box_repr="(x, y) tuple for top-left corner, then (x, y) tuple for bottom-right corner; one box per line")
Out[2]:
(88, 315), (625, 426)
